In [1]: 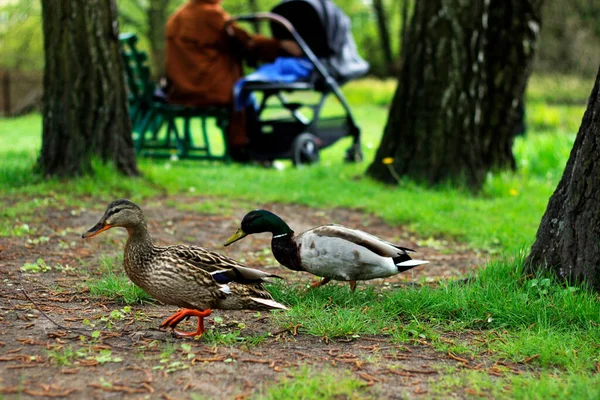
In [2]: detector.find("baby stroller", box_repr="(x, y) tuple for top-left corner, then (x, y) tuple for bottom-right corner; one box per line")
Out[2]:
(230, 0), (369, 166)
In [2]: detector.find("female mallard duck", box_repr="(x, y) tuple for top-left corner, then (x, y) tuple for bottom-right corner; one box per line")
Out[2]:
(82, 200), (286, 337)
(224, 210), (428, 291)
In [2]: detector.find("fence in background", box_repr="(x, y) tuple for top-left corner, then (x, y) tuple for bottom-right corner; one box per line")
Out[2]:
(0, 70), (43, 117)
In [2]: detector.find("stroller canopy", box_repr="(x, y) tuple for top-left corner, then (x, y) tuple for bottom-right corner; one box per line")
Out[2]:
(270, 0), (369, 83)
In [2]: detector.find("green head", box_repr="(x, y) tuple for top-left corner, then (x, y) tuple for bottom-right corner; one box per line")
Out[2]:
(224, 210), (292, 246)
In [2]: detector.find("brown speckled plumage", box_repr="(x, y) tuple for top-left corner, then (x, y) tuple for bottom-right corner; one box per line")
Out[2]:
(83, 200), (286, 336)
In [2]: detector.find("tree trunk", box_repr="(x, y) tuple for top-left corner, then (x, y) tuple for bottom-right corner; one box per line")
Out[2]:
(367, 0), (542, 190)
(372, 0), (394, 75)
(40, 0), (138, 177)
(147, 0), (171, 78)
(525, 65), (600, 292)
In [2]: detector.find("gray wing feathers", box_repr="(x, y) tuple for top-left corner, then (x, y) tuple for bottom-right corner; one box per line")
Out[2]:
(310, 224), (414, 257)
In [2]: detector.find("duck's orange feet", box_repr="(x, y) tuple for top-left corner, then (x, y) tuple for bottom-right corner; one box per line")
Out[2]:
(309, 277), (331, 289)
(160, 309), (212, 337)
(349, 280), (356, 292)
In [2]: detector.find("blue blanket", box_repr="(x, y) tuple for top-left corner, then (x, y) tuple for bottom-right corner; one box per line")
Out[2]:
(234, 57), (313, 111)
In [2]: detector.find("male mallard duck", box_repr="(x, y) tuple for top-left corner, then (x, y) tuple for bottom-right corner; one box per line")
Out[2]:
(82, 200), (286, 337)
(224, 210), (429, 291)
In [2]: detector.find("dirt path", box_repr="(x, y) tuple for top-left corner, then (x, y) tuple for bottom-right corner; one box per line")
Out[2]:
(0, 196), (494, 399)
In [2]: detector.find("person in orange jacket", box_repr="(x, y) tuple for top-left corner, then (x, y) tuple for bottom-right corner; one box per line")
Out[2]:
(165, 0), (301, 162)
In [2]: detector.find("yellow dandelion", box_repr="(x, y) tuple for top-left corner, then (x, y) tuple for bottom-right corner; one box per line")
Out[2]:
(382, 157), (394, 165)
(509, 188), (518, 196)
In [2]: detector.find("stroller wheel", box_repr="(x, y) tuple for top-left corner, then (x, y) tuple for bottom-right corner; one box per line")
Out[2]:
(292, 133), (320, 167)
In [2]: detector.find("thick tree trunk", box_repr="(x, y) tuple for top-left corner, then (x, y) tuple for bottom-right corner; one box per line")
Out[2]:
(40, 0), (138, 177)
(525, 65), (600, 292)
(372, 0), (394, 75)
(367, 0), (542, 190)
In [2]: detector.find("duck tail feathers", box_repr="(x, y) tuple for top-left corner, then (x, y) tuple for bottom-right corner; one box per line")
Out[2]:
(250, 297), (288, 310)
(396, 259), (429, 272)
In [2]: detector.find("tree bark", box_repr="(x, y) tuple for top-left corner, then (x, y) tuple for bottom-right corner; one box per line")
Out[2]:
(40, 0), (138, 177)
(367, 0), (542, 190)
(525, 65), (600, 292)
(372, 0), (394, 75)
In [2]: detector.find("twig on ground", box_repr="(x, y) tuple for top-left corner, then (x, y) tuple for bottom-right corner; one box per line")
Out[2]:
(400, 368), (438, 375)
(18, 288), (94, 337)
(521, 354), (540, 364)
(18, 287), (137, 350)
(447, 351), (470, 365)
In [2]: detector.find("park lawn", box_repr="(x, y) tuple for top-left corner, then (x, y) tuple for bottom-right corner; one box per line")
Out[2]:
(0, 81), (579, 254)
(1, 74), (599, 398)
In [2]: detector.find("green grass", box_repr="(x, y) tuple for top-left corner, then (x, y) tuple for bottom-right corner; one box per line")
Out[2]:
(433, 369), (600, 399)
(1, 73), (597, 397)
(200, 329), (270, 347)
(87, 256), (153, 304)
(0, 74), (587, 253)
(256, 366), (368, 400)
(269, 257), (600, 373)
(0, 123), (573, 252)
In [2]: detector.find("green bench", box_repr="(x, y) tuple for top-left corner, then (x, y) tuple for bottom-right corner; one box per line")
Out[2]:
(119, 33), (230, 160)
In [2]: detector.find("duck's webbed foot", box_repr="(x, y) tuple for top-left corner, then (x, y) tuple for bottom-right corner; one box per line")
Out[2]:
(160, 308), (212, 337)
(309, 277), (331, 289)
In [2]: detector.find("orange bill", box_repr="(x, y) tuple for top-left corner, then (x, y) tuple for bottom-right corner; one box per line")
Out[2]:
(82, 222), (113, 238)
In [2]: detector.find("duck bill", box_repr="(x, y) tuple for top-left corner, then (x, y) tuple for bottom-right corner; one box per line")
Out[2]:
(82, 221), (113, 239)
(224, 228), (248, 246)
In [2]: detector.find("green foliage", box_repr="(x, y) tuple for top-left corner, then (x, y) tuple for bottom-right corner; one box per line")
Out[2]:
(20, 258), (51, 273)
(45, 346), (87, 366)
(257, 366), (368, 400)
(45, 345), (122, 366)
(0, 0), (43, 71)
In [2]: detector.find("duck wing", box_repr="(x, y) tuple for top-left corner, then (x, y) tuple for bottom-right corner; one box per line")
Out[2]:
(164, 245), (282, 284)
(308, 224), (415, 258)
(150, 246), (286, 311)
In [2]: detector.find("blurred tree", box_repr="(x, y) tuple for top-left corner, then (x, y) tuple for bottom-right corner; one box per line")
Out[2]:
(39, 0), (138, 177)
(525, 65), (600, 292)
(0, 0), (43, 71)
(535, 0), (600, 77)
(368, 0), (542, 190)
(119, 0), (182, 78)
(371, 0), (394, 74)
